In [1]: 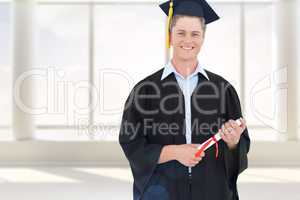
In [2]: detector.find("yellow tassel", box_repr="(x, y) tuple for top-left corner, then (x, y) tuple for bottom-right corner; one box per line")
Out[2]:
(166, 0), (173, 49)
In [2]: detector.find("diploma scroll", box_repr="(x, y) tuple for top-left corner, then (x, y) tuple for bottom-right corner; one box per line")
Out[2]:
(194, 118), (242, 158)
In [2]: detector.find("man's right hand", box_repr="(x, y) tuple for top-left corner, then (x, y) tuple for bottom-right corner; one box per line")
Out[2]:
(174, 144), (205, 167)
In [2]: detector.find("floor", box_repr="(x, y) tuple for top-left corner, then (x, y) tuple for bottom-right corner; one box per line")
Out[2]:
(0, 167), (299, 200)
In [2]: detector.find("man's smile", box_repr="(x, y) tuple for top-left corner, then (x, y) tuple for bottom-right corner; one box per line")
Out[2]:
(181, 46), (194, 50)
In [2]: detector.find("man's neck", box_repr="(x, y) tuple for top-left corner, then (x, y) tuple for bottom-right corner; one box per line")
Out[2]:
(171, 58), (198, 79)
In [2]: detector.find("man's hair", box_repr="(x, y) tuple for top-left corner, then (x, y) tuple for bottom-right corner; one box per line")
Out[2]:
(170, 15), (206, 36)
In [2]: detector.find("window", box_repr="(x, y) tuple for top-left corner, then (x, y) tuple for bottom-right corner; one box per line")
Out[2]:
(36, 5), (89, 128)
(0, 3), (12, 139)
(93, 4), (165, 140)
(200, 3), (241, 94)
(244, 3), (278, 140)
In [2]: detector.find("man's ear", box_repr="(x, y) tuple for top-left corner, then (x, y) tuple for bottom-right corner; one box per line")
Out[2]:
(169, 30), (173, 46)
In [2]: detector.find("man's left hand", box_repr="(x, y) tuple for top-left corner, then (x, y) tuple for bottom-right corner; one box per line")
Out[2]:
(219, 118), (247, 150)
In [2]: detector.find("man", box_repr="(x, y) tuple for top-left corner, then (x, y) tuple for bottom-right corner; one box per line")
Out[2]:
(119, 0), (250, 199)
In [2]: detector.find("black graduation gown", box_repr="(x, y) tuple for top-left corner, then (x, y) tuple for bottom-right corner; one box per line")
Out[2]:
(119, 68), (251, 200)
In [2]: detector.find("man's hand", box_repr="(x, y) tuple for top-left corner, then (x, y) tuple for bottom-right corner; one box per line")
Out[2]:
(220, 118), (247, 150)
(174, 144), (205, 167)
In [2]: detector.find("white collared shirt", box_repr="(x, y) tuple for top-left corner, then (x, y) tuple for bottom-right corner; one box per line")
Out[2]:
(161, 61), (209, 173)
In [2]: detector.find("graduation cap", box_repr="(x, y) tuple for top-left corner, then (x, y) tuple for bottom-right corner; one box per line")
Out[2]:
(159, 0), (220, 48)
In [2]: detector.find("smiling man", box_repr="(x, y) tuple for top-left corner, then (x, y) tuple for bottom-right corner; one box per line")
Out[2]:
(119, 0), (250, 200)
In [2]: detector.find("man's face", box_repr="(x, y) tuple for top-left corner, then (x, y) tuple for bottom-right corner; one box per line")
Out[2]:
(170, 16), (204, 61)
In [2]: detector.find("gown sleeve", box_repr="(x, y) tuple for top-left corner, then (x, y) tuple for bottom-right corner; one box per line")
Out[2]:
(223, 83), (251, 188)
(119, 87), (163, 195)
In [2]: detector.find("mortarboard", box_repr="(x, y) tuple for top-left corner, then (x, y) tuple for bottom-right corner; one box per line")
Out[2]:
(159, 0), (220, 48)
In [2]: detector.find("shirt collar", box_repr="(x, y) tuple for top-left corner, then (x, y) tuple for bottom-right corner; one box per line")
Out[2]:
(161, 60), (210, 81)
